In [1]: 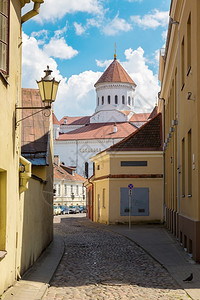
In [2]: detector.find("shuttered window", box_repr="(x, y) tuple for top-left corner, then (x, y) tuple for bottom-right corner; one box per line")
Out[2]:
(0, 0), (9, 75)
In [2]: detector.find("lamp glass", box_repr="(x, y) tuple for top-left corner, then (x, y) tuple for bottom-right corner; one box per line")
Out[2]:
(52, 80), (59, 101)
(43, 80), (53, 101)
(37, 81), (45, 101)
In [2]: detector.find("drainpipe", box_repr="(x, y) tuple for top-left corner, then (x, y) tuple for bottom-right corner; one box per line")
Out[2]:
(21, 0), (44, 24)
(170, 18), (180, 239)
(159, 96), (165, 223)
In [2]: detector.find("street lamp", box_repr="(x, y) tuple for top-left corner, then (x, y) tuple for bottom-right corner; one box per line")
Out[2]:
(15, 66), (60, 127)
(37, 66), (60, 107)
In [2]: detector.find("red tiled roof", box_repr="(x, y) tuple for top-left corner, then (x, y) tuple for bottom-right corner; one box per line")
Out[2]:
(53, 113), (60, 125)
(57, 122), (137, 141)
(54, 163), (86, 181)
(59, 116), (91, 125)
(21, 88), (50, 154)
(107, 113), (162, 152)
(95, 58), (136, 86)
(129, 113), (150, 122)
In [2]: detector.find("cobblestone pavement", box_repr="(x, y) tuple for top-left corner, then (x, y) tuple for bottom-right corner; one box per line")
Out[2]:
(42, 216), (190, 300)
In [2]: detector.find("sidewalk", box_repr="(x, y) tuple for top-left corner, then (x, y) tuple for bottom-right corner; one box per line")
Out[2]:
(107, 223), (200, 300)
(1, 234), (64, 300)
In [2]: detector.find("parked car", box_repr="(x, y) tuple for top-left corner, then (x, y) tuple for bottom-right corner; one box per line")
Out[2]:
(53, 205), (62, 215)
(75, 206), (80, 213)
(79, 206), (87, 213)
(69, 206), (76, 214)
(63, 207), (69, 214)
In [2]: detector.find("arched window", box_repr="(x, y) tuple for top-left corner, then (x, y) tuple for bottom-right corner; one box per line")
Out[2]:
(85, 162), (89, 179)
(97, 97), (99, 106)
(115, 95), (118, 104)
(108, 95), (111, 104)
(122, 95), (125, 104)
(102, 96), (104, 105)
(128, 96), (131, 105)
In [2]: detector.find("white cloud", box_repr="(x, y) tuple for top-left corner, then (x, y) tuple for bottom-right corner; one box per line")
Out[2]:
(43, 37), (78, 59)
(34, 0), (104, 23)
(22, 33), (159, 119)
(95, 59), (112, 68)
(74, 22), (86, 36)
(102, 13), (132, 36)
(22, 32), (101, 119)
(131, 9), (169, 29)
(122, 47), (160, 111)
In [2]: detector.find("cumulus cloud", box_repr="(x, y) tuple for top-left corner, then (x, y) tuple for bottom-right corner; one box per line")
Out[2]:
(43, 37), (78, 59)
(131, 9), (169, 29)
(33, 0), (104, 23)
(74, 22), (86, 35)
(95, 59), (112, 68)
(22, 32), (101, 119)
(22, 33), (159, 119)
(102, 13), (132, 36)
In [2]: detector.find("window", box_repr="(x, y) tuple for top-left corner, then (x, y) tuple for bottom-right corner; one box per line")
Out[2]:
(102, 188), (105, 208)
(0, 169), (6, 253)
(182, 138), (185, 196)
(188, 129), (192, 196)
(121, 161), (147, 167)
(71, 185), (73, 193)
(128, 96), (131, 105)
(187, 13), (191, 73)
(102, 96), (104, 105)
(108, 95), (110, 104)
(0, 0), (9, 75)
(115, 95), (118, 104)
(85, 162), (88, 178)
(76, 185), (79, 195)
(122, 95), (125, 104)
(97, 97), (99, 106)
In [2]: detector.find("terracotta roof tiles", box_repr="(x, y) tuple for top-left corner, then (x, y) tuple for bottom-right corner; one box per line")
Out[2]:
(57, 122), (137, 141)
(54, 163), (86, 181)
(107, 113), (162, 152)
(95, 59), (136, 86)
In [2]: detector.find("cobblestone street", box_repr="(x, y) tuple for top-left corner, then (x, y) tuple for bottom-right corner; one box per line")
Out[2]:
(42, 216), (190, 300)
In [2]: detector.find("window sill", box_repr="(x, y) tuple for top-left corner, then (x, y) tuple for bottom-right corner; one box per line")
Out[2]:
(0, 71), (9, 85)
(187, 66), (191, 76)
(187, 194), (192, 198)
(181, 83), (185, 91)
(0, 250), (7, 260)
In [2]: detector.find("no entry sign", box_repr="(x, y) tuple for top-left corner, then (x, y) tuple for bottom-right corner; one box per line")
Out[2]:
(128, 184), (134, 190)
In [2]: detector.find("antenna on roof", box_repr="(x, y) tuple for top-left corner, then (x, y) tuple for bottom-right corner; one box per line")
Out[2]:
(114, 43), (117, 60)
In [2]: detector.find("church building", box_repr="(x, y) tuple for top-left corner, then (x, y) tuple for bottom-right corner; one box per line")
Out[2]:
(53, 54), (157, 178)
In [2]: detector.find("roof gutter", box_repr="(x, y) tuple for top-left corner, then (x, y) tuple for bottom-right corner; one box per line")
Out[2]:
(21, 0), (44, 24)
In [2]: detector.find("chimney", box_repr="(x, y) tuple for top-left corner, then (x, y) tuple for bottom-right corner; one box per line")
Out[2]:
(113, 123), (117, 133)
(54, 155), (60, 166)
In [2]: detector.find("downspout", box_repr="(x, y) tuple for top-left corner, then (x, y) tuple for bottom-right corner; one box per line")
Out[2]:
(21, 0), (44, 24)
(170, 18), (180, 239)
(159, 96), (166, 223)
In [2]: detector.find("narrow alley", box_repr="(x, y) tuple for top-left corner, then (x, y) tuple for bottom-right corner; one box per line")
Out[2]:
(42, 216), (189, 300)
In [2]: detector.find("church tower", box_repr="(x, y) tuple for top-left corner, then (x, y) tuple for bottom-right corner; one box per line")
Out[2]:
(90, 53), (136, 123)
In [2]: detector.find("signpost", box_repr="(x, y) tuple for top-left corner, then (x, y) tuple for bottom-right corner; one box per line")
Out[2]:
(128, 184), (134, 229)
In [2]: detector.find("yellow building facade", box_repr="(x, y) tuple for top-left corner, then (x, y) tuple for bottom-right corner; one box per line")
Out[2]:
(0, 0), (48, 294)
(90, 114), (163, 225)
(159, 0), (200, 261)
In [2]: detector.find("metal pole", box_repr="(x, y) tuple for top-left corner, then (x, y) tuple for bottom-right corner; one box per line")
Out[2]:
(129, 190), (132, 230)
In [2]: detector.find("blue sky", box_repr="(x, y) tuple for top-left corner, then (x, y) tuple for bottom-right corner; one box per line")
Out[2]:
(22, 0), (171, 119)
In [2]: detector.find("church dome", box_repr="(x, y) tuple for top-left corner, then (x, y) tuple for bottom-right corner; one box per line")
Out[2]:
(94, 57), (136, 87)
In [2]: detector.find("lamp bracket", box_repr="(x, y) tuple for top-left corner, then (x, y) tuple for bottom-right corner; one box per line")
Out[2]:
(15, 105), (51, 128)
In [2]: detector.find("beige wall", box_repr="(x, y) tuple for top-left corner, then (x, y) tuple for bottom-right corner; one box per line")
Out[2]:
(158, 0), (200, 260)
(0, 0), (22, 293)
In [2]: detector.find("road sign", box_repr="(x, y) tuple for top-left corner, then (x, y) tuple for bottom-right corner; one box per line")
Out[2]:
(128, 184), (134, 190)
